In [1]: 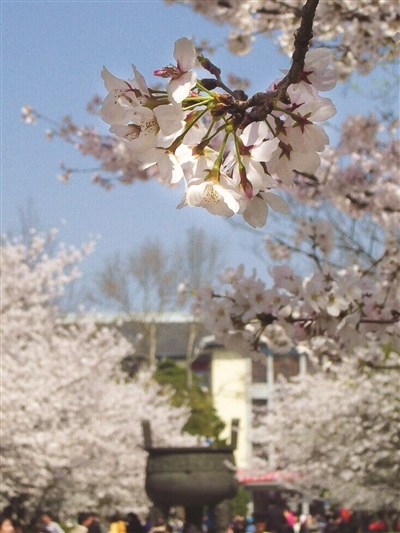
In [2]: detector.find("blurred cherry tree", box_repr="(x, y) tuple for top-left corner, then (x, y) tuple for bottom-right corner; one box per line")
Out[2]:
(1, 230), (195, 521)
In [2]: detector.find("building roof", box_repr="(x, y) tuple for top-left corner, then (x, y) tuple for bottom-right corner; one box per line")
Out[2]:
(63, 312), (206, 359)
(120, 319), (207, 358)
(62, 312), (302, 360)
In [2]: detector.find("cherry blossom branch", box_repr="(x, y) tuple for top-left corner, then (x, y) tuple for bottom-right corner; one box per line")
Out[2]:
(363, 361), (400, 371)
(259, 0), (303, 18)
(275, 0), (320, 96)
(196, 0), (321, 126)
(256, 314), (400, 327)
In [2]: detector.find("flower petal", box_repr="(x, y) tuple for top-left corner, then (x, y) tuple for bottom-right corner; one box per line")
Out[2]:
(174, 37), (197, 72)
(262, 192), (289, 213)
(243, 197), (269, 228)
(168, 72), (197, 103)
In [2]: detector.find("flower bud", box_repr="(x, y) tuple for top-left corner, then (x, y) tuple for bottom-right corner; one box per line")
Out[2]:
(200, 78), (218, 90)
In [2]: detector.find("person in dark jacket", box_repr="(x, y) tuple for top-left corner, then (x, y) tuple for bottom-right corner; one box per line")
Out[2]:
(126, 514), (146, 533)
(87, 514), (102, 533)
(265, 506), (286, 533)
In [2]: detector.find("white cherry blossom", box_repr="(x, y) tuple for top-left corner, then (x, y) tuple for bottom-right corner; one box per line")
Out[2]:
(140, 148), (185, 184)
(154, 37), (198, 104)
(301, 48), (338, 91)
(183, 173), (242, 216)
(101, 66), (147, 125)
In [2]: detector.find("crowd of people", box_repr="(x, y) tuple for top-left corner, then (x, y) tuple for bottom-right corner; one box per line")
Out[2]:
(0, 511), (143, 533)
(227, 507), (400, 533)
(1, 507), (399, 533)
(0, 510), (178, 533)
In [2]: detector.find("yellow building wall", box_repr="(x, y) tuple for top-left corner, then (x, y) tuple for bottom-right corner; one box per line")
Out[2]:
(211, 349), (250, 470)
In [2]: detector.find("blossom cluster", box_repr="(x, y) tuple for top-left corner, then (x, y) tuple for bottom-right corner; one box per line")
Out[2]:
(100, 38), (337, 227)
(194, 225), (400, 363)
(292, 113), (400, 230)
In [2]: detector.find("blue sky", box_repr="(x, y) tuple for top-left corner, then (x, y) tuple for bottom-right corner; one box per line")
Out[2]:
(1, 0), (386, 293)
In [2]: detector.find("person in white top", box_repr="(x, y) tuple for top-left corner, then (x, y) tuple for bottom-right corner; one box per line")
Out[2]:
(41, 512), (65, 533)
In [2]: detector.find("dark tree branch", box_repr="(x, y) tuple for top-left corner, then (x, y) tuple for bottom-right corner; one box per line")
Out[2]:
(276, 0), (320, 96)
(229, 0), (320, 126)
(364, 361), (400, 371)
(199, 0), (320, 127)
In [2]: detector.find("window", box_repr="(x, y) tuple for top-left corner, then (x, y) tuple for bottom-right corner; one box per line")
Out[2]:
(252, 399), (269, 460)
(191, 354), (211, 389)
(273, 353), (300, 380)
(252, 356), (267, 383)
